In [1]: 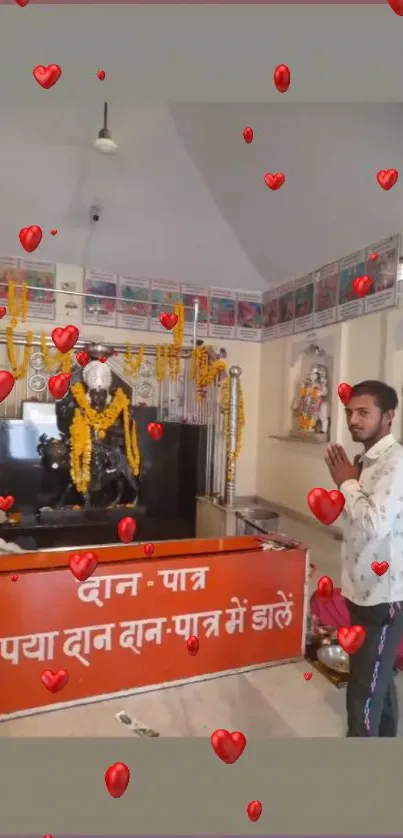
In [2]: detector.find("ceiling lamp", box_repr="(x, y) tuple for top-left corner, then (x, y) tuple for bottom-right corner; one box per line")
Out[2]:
(94, 103), (118, 154)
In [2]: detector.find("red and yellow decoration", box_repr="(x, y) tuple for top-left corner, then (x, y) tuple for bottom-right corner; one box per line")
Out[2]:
(69, 382), (140, 495)
(40, 333), (72, 374)
(190, 345), (227, 400)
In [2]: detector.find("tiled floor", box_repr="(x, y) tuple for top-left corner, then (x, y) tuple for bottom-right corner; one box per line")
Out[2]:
(1, 516), (402, 738)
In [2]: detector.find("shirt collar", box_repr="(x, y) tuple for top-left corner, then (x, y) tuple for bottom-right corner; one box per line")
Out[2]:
(360, 433), (396, 463)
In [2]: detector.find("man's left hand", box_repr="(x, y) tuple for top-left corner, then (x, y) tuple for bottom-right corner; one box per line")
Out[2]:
(325, 444), (361, 488)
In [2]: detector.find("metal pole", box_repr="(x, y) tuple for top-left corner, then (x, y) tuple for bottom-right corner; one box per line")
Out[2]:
(224, 365), (242, 508)
(192, 297), (200, 349)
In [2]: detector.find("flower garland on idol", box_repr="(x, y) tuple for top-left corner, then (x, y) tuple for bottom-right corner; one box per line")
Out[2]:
(69, 367), (140, 495)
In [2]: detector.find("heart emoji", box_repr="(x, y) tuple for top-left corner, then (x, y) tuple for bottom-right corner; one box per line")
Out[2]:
(104, 762), (130, 798)
(377, 169), (399, 191)
(370, 252), (378, 261)
(387, 0), (403, 14)
(303, 672), (313, 681)
(0, 306), (6, 319)
(264, 172), (285, 191)
(273, 63), (291, 93)
(371, 560), (389, 577)
(247, 801), (263, 823)
(51, 325), (79, 353)
(11, 575), (18, 582)
(50, 228), (57, 236)
(40, 668), (69, 693)
(337, 382), (353, 405)
(147, 421), (163, 441)
(337, 625), (366, 655)
(33, 64), (62, 90)
(117, 516), (137, 544)
(353, 275), (372, 298)
(0, 371), (15, 404)
(19, 225), (42, 253)
(317, 575), (334, 600)
(187, 635), (199, 656)
(76, 351), (90, 368)
(97, 69), (106, 80)
(210, 729), (247, 764)
(69, 551), (98, 582)
(144, 542), (154, 556)
(0, 495), (15, 512)
(159, 312), (178, 330)
(307, 488), (345, 526)
(15, 0), (30, 5)
(243, 126), (254, 144)
(99, 355), (107, 363)
(48, 373), (71, 400)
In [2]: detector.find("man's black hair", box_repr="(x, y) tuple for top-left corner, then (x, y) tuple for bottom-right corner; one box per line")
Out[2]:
(351, 380), (398, 412)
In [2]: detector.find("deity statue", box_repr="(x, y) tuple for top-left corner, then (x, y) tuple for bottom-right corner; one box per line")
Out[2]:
(38, 359), (141, 509)
(293, 363), (330, 436)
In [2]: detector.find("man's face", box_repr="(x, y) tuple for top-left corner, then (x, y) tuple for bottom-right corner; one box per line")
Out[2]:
(345, 393), (393, 445)
(89, 388), (108, 412)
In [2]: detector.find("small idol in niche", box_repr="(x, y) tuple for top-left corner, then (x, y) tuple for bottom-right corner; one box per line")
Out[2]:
(293, 363), (330, 436)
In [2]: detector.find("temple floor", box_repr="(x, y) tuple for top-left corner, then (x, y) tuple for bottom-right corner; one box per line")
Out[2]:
(2, 516), (403, 738)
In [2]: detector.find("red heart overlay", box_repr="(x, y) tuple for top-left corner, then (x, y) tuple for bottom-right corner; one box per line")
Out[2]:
(264, 172), (285, 191)
(337, 382), (353, 405)
(273, 64), (291, 93)
(337, 625), (366, 655)
(159, 312), (178, 331)
(104, 762), (131, 798)
(307, 488), (345, 526)
(52, 325), (79, 354)
(371, 560), (389, 577)
(69, 551), (98, 582)
(0, 371), (15, 404)
(33, 64), (62, 90)
(40, 668), (69, 693)
(117, 517), (137, 544)
(210, 729), (247, 764)
(316, 574), (334, 600)
(147, 422), (163, 441)
(376, 168), (399, 190)
(19, 225), (42, 253)
(0, 495), (15, 512)
(48, 373), (71, 400)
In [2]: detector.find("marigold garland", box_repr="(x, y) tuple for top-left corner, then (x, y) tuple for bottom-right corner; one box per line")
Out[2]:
(69, 382), (140, 495)
(190, 346), (227, 399)
(155, 344), (170, 383)
(6, 327), (33, 380)
(220, 376), (245, 476)
(8, 280), (28, 329)
(124, 344), (145, 378)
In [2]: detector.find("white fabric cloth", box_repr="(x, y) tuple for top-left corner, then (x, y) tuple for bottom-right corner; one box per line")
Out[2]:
(340, 433), (403, 606)
(82, 360), (112, 391)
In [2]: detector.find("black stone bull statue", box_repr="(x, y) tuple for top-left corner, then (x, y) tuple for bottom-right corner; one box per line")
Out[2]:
(37, 433), (140, 509)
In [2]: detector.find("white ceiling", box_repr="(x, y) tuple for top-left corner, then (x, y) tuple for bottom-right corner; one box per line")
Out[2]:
(1, 5), (403, 291)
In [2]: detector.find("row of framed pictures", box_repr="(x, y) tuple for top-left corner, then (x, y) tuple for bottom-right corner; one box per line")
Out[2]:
(0, 234), (400, 343)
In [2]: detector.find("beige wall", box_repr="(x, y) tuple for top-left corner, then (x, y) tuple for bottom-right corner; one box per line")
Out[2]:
(256, 301), (403, 518)
(2, 264), (261, 498)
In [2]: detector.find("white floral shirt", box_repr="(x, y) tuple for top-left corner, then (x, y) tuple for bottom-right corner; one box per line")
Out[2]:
(340, 434), (403, 606)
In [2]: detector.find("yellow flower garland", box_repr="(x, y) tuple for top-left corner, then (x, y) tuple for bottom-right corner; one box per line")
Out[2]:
(6, 327), (33, 380)
(40, 333), (72, 374)
(173, 301), (184, 348)
(8, 280), (28, 329)
(190, 346), (227, 399)
(155, 344), (170, 383)
(69, 382), (140, 495)
(220, 377), (245, 476)
(124, 344), (145, 378)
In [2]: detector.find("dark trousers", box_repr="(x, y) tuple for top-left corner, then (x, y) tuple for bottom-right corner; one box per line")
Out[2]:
(346, 599), (403, 737)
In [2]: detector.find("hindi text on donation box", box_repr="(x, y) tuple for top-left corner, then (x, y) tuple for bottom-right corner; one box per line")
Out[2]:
(0, 548), (305, 716)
